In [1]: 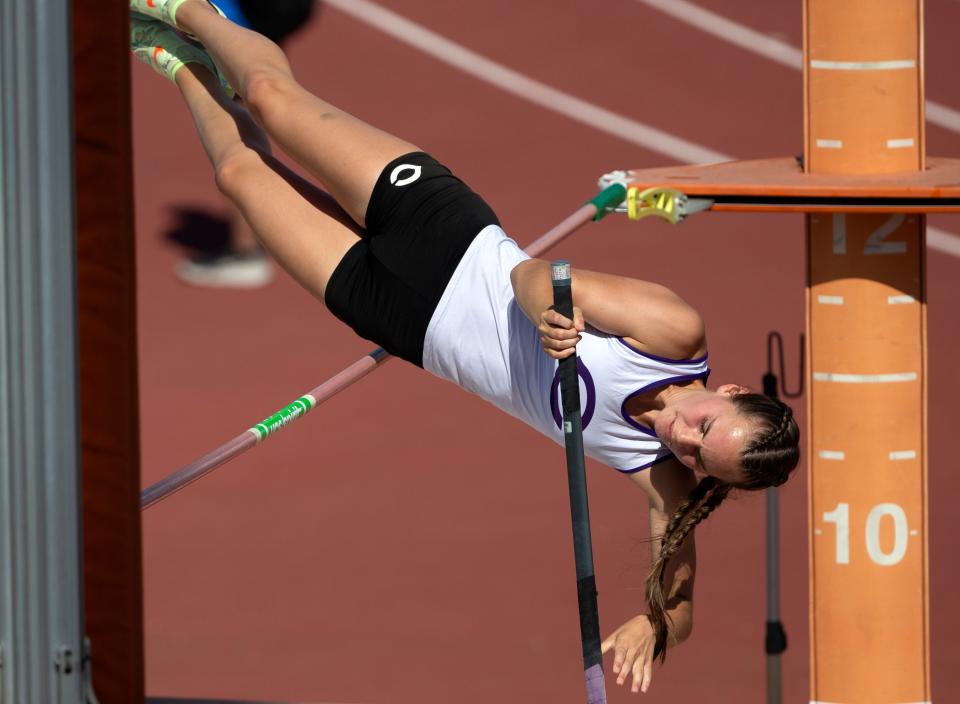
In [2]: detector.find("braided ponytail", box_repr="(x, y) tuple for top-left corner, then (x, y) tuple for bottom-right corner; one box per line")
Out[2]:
(642, 392), (800, 663)
(645, 475), (732, 663)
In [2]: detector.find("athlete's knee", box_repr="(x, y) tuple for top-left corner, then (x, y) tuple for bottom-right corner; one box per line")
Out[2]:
(242, 67), (301, 126)
(213, 146), (263, 200)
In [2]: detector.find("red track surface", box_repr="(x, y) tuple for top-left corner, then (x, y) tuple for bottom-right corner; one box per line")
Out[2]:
(133, 2), (960, 701)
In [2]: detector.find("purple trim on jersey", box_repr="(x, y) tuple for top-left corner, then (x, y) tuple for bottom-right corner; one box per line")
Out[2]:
(550, 358), (597, 430)
(619, 370), (712, 436)
(619, 452), (674, 474)
(616, 452), (675, 474)
(616, 337), (709, 365)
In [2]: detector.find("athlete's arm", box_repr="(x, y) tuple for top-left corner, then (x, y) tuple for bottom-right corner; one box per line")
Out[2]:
(509, 259), (706, 361)
(601, 460), (698, 693)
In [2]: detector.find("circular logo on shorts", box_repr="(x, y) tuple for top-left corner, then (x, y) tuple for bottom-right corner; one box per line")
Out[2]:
(390, 164), (422, 187)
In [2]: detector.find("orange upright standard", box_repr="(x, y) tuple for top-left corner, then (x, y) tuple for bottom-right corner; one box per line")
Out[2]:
(804, 1), (929, 702)
(622, 1), (960, 701)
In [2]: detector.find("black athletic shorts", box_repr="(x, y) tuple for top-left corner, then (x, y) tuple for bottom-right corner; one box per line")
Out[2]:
(324, 152), (500, 367)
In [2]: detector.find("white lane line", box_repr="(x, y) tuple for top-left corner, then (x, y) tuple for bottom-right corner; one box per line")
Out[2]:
(813, 372), (917, 383)
(817, 295), (844, 305)
(888, 294), (916, 304)
(325, 0), (728, 164)
(816, 139), (843, 149)
(819, 450), (845, 460)
(634, 0), (803, 70)
(926, 101), (960, 133)
(811, 59), (916, 71)
(887, 138), (915, 149)
(928, 227), (960, 257)
(632, 0), (960, 134)
(890, 450), (917, 460)
(330, 0), (960, 259)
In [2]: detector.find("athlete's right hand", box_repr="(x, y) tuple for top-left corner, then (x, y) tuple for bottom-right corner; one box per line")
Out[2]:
(602, 614), (658, 694)
(538, 306), (585, 359)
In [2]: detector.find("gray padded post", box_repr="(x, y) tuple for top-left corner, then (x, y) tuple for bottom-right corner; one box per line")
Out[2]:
(0, 0), (86, 702)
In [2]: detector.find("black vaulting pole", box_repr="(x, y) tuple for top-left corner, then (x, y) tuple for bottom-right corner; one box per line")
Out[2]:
(551, 260), (607, 704)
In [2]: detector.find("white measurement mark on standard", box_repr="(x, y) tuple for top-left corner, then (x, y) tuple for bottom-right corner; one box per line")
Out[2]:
(817, 295), (844, 305)
(810, 59), (916, 70)
(813, 372), (918, 383)
(888, 295), (916, 305)
(889, 450), (917, 461)
(816, 139), (843, 149)
(819, 450), (846, 460)
(887, 138), (915, 149)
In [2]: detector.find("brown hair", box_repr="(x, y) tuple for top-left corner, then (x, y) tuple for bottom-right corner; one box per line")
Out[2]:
(645, 393), (799, 662)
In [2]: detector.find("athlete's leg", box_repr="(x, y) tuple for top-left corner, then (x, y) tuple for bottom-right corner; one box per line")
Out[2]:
(172, 0), (419, 228)
(175, 62), (362, 299)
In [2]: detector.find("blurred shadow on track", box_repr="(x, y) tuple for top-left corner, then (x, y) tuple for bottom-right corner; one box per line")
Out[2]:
(164, 207), (233, 255)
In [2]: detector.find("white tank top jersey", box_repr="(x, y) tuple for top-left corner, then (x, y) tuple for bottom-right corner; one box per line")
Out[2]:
(423, 225), (711, 473)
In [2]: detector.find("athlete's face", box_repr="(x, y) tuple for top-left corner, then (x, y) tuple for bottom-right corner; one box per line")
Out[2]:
(654, 385), (755, 484)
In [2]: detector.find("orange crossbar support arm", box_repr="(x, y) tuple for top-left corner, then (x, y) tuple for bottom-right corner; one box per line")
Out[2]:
(623, 157), (960, 213)
(804, 1), (930, 702)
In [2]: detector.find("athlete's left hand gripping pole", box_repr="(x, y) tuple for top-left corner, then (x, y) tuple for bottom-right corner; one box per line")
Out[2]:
(551, 260), (607, 704)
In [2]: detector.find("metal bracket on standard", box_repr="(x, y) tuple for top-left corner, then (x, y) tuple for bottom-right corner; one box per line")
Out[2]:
(627, 187), (713, 224)
(83, 638), (100, 704)
(54, 645), (75, 704)
(54, 646), (75, 677)
(597, 172), (713, 224)
(52, 640), (100, 704)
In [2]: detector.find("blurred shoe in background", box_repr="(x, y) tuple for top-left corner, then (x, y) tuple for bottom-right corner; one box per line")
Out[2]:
(176, 246), (273, 288)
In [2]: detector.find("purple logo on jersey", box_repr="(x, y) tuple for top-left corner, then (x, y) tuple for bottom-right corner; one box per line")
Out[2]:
(550, 359), (596, 430)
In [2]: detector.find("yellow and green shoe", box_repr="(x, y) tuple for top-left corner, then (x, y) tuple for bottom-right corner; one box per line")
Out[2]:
(130, 14), (234, 97)
(129, 0), (224, 30)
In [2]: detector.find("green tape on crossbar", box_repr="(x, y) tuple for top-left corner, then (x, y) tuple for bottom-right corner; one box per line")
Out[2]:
(249, 395), (318, 442)
(587, 183), (627, 221)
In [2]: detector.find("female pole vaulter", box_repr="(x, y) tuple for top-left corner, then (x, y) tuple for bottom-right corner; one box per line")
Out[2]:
(129, 1), (800, 693)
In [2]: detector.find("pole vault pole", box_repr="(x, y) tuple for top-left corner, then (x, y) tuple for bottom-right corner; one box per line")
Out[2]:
(141, 184), (627, 510)
(552, 260), (607, 704)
